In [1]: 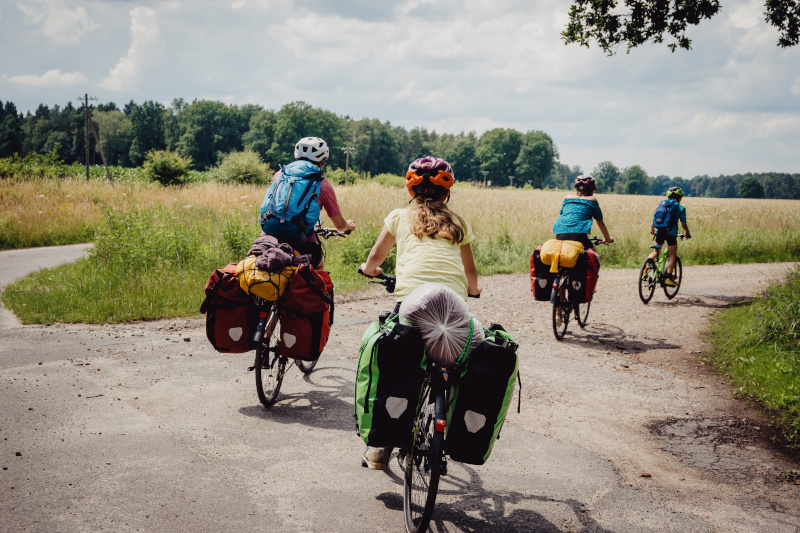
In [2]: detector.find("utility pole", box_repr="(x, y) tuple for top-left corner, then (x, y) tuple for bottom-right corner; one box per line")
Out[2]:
(342, 146), (355, 186)
(509, 175), (515, 187)
(480, 170), (489, 187)
(77, 94), (98, 182)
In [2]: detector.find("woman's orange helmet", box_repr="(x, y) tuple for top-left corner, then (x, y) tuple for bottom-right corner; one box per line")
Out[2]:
(405, 156), (455, 198)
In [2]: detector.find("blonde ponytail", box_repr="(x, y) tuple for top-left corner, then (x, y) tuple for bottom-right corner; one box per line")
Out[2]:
(408, 198), (466, 244)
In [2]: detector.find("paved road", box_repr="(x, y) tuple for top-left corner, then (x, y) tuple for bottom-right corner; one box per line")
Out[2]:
(0, 244), (92, 328)
(1, 254), (799, 532)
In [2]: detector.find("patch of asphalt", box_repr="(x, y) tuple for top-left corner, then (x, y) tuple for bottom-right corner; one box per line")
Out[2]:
(0, 243), (93, 329)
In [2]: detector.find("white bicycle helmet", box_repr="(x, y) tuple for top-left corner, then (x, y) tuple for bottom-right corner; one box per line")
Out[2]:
(294, 137), (329, 163)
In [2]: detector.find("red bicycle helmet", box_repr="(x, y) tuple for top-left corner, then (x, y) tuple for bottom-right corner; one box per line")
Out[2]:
(405, 156), (455, 198)
(573, 175), (597, 193)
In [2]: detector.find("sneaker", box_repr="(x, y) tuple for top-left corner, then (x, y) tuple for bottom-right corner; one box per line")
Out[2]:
(362, 446), (390, 470)
(664, 275), (678, 287)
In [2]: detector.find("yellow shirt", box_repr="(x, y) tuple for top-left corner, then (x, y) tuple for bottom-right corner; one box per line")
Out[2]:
(384, 208), (475, 302)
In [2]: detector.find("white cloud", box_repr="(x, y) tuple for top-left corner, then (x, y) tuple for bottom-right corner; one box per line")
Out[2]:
(100, 7), (161, 91)
(17, 0), (97, 45)
(3, 69), (87, 87)
(793, 77), (800, 96)
(665, 112), (740, 136)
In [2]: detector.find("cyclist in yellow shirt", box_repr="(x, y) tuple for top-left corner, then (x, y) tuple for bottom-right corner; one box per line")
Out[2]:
(358, 156), (481, 469)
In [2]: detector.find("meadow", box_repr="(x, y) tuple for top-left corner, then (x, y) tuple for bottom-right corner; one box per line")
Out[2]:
(2, 176), (800, 324)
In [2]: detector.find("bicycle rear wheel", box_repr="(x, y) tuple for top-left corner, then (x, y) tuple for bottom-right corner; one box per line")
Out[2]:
(403, 382), (444, 533)
(255, 313), (285, 407)
(296, 358), (318, 374)
(664, 256), (682, 299)
(552, 277), (570, 340)
(575, 301), (590, 328)
(638, 259), (657, 304)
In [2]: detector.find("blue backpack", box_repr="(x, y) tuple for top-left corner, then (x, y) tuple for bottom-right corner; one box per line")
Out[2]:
(260, 161), (323, 243)
(653, 199), (680, 230)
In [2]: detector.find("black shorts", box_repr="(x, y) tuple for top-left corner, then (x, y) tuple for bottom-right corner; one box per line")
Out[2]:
(654, 230), (677, 247)
(293, 239), (323, 267)
(555, 233), (594, 250)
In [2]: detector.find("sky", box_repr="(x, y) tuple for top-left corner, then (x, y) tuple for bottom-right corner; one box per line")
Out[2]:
(1, 0), (799, 179)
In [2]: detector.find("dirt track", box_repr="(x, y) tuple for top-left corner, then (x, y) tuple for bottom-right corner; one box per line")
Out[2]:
(1, 259), (799, 532)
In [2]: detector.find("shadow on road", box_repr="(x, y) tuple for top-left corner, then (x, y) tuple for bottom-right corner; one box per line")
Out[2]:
(559, 322), (680, 353)
(648, 294), (752, 309)
(237, 368), (355, 431)
(375, 461), (615, 532)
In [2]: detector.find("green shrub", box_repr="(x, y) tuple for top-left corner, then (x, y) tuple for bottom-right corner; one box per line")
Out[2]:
(142, 150), (193, 186)
(0, 149), (71, 180)
(325, 167), (369, 185)
(215, 150), (270, 185)
(372, 173), (405, 187)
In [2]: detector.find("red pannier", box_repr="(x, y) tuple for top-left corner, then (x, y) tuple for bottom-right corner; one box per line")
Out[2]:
(278, 264), (334, 361)
(567, 249), (601, 304)
(200, 262), (258, 353)
(530, 246), (555, 302)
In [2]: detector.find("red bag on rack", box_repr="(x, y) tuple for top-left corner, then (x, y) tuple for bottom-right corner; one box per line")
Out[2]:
(200, 262), (257, 353)
(278, 265), (334, 361)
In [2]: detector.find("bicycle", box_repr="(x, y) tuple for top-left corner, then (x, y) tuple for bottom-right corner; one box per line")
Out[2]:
(358, 269), (480, 533)
(638, 234), (687, 304)
(248, 227), (348, 407)
(551, 236), (607, 341)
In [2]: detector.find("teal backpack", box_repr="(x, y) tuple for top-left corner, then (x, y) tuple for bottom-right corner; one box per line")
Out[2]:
(259, 160), (323, 243)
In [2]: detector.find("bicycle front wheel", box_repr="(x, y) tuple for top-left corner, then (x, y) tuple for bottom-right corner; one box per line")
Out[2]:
(575, 301), (590, 328)
(664, 256), (682, 299)
(403, 382), (444, 533)
(255, 313), (285, 407)
(638, 259), (657, 304)
(296, 358), (318, 374)
(552, 277), (569, 340)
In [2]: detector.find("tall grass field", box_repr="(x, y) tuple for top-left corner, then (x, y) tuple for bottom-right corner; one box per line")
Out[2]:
(2, 177), (800, 324)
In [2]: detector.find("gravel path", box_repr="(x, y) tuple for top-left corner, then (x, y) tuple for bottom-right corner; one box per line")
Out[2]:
(1, 260), (799, 532)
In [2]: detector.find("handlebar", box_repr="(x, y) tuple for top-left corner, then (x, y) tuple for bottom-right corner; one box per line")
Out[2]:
(358, 267), (396, 294)
(314, 227), (351, 240)
(589, 235), (611, 246)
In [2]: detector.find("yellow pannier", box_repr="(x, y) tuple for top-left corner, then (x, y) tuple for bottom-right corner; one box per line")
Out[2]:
(236, 255), (296, 301)
(539, 239), (584, 273)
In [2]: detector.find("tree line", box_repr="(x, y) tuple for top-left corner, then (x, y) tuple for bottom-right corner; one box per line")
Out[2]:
(1, 98), (798, 199)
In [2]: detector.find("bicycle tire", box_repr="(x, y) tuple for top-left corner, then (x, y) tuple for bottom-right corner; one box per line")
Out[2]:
(638, 259), (657, 304)
(296, 358), (318, 374)
(663, 256), (682, 299)
(575, 301), (591, 328)
(403, 382), (444, 533)
(255, 313), (285, 407)
(552, 276), (569, 340)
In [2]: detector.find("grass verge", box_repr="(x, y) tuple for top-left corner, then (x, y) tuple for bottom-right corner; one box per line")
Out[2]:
(707, 265), (800, 447)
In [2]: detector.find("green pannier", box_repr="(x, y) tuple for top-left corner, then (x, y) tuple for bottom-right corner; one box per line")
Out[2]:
(445, 324), (519, 465)
(354, 314), (427, 448)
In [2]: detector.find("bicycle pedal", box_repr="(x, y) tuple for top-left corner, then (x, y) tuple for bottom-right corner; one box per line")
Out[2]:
(247, 365), (255, 372)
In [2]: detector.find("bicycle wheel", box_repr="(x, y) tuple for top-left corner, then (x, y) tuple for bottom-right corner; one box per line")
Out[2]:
(296, 358), (318, 374)
(255, 313), (285, 407)
(638, 259), (657, 304)
(552, 277), (569, 340)
(403, 382), (444, 533)
(663, 256), (682, 299)
(575, 301), (591, 328)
